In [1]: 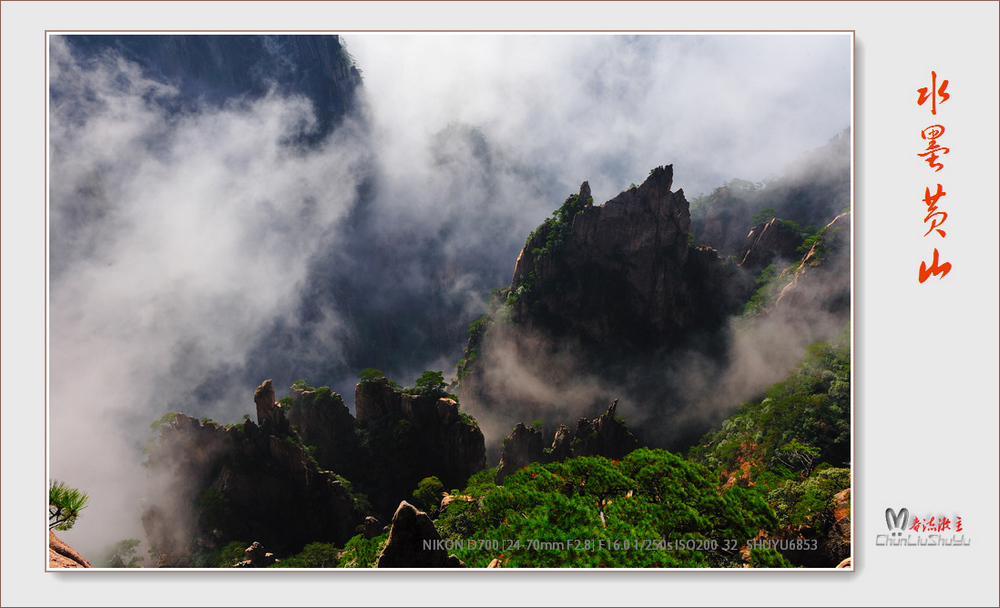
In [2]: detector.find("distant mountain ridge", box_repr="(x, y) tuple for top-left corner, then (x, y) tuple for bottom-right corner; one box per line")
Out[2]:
(59, 35), (363, 142)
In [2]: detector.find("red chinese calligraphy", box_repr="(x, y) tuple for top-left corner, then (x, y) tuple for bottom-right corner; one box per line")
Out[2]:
(917, 71), (950, 115)
(910, 516), (922, 532)
(918, 248), (952, 283)
(922, 184), (948, 237)
(937, 516), (951, 532)
(918, 125), (949, 172)
(955, 517), (963, 532)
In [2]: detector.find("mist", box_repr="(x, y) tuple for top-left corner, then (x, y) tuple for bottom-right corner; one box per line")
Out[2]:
(47, 33), (850, 559)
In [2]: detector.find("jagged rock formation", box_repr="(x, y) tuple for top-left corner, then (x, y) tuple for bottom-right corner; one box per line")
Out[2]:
(494, 423), (546, 484)
(49, 531), (91, 568)
(142, 371), (488, 565)
(282, 375), (486, 520)
(737, 218), (806, 272)
(457, 165), (761, 454)
(376, 501), (465, 568)
(495, 401), (638, 484)
(509, 166), (750, 354)
(570, 400), (639, 459)
(141, 380), (358, 566)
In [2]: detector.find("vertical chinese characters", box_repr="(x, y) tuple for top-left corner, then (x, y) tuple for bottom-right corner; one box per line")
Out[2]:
(916, 72), (953, 283)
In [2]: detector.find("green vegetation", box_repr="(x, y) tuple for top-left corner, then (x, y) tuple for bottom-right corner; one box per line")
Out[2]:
(358, 368), (386, 383)
(266, 534), (387, 568)
(525, 188), (593, 262)
(214, 541), (252, 567)
(751, 207), (777, 225)
(337, 533), (388, 568)
(436, 332), (849, 568)
(741, 263), (786, 317)
(406, 371), (451, 400)
(270, 542), (341, 568)
(456, 314), (490, 379)
(412, 476), (445, 512)
(435, 450), (790, 568)
(689, 330), (850, 489)
(48, 480), (89, 531)
(148, 411), (179, 432)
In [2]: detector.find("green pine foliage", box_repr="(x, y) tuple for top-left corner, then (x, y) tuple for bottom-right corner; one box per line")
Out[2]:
(48, 480), (89, 531)
(435, 450), (790, 568)
(412, 476), (445, 512)
(767, 466), (850, 534)
(212, 540), (252, 567)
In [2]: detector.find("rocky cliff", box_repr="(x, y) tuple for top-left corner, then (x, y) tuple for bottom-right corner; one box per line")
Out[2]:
(142, 372), (488, 565)
(49, 531), (92, 568)
(261, 374), (487, 521)
(141, 380), (358, 566)
(508, 166), (750, 355)
(773, 212), (851, 318)
(737, 217), (807, 273)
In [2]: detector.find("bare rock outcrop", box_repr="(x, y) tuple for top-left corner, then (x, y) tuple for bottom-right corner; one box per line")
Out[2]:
(49, 531), (91, 568)
(376, 501), (465, 568)
(570, 399), (638, 460)
(363, 516), (387, 539)
(495, 401), (638, 484)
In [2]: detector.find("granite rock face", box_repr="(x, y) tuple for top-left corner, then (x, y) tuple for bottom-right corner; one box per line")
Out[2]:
(509, 166), (750, 356)
(376, 501), (465, 568)
(48, 531), (91, 568)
